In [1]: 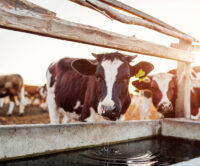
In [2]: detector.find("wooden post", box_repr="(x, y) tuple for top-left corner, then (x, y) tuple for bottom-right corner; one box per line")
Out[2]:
(175, 40), (192, 118)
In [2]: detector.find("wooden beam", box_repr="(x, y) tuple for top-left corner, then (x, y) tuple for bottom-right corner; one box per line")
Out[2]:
(99, 0), (198, 43)
(70, 0), (199, 43)
(0, 0), (194, 62)
(175, 40), (192, 118)
(192, 45), (200, 52)
(0, 0), (56, 18)
(171, 43), (200, 52)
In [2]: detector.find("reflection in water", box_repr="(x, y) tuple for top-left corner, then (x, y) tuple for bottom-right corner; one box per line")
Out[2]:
(1, 137), (200, 166)
(127, 151), (158, 165)
(83, 147), (158, 165)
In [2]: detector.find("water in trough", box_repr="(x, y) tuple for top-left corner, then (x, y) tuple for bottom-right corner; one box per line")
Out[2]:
(1, 136), (200, 166)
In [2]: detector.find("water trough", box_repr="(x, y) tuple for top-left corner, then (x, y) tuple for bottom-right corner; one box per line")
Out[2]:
(0, 120), (161, 161)
(1, 118), (200, 165)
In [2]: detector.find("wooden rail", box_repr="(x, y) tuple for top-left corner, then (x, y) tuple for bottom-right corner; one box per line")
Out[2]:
(99, 0), (194, 39)
(70, 0), (198, 43)
(0, 1), (194, 63)
(171, 43), (200, 52)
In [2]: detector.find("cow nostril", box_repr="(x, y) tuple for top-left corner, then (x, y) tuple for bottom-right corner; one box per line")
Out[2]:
(101, 105), (118, 120)
(102, 105), (116, 111)
(159, 103), (173, 113)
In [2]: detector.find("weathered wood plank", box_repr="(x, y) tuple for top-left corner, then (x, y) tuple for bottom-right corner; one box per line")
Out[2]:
(70, 0), (199, 43)
(0, 0), (56, 18)
(175, 40), (192, 118)
(99, 0), (198, 42)
(0, 1), (194, 62)
(171, 43), (200, 52)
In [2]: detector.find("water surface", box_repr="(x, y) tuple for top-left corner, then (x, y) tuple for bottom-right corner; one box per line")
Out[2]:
(1, 136), (200, 166)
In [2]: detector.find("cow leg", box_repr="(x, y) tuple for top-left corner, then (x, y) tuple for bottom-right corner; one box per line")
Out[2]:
(14, 96), (20, 106)
(49, 107), (59, 124)
(40, 98), (48, 111)
(62, 115), (69, 124)
(59, 109), (80, 124)
(39, 98), (43, 108)
(41, 101), (48, 111)
(48, 96), (59, 124)
(118, 114), (125, 121)
(59, 109), (70, 124)
(18, 87), (25, 116)
(24, 96), (30, 106)
(85, 107), (108, 122)
(7, 96), (15, 116)
(46, 86), (59, 124)
(46, 68), (60, 124)
(0, 98), (4, 107)
(61, 114), (77, 124)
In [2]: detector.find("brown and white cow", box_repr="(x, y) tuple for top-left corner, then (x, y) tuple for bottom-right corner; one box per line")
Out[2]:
(24, 84), (47, 110)
(132, 66), (200, 119)
(0, 74), (24, 115)
(46, 52), (154, 124)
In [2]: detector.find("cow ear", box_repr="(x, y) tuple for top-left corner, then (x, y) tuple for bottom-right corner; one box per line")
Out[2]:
(125, 54), (138, 63)
(130, 61), (154, 78)
(168, 69), (176, 75)
(132, 78), (151, 90)
(92, 53), (104, 62)
(72, 59), (97, 75)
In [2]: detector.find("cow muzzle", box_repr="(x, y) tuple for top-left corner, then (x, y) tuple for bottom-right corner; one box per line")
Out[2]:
(101, 105), (118, 121)
(158, 102), (173, 114)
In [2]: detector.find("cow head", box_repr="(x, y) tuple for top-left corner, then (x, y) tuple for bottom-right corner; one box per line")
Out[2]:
(132, 73), (177, 117)
(40, 84), (47, 99)
(72, 52), (154, 120)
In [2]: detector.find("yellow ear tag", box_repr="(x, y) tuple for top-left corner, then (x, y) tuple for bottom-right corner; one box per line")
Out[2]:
(135, 69), (146, 82)
(135, 69), (145, 78)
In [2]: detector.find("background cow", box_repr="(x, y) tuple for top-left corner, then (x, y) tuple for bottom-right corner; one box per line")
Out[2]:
(46, 52), (154, 124)
(0, 74), (24, 116)
(24, 84), (47, 110)
(132, 73), (176, 118)
(132, 66), (200, 119)
(0, 96), (10, 108)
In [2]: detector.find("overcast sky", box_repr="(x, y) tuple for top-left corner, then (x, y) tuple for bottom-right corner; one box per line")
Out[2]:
(0, 0), (200, 85)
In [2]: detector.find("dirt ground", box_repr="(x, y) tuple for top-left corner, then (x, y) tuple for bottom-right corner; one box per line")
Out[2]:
(0, 104), (50, 125)
(0, 96), (161, 125)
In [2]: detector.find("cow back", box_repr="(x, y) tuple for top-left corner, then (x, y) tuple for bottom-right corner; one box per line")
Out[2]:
(0, 74), (23, 96)
(51, 58), (96, 114)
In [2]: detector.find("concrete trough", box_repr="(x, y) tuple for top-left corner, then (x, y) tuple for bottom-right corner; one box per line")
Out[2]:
(1, 118), (200, 162)
(162, 118), (200, 140)
(0, 120), (161, 161)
